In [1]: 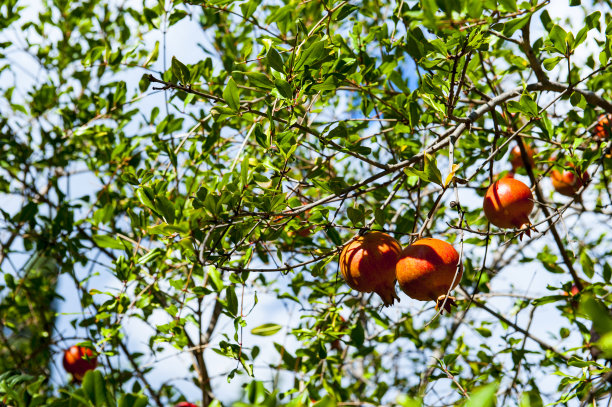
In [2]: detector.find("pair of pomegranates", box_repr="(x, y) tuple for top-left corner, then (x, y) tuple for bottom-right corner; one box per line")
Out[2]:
(508, 143), (590, 198)
(546, 113), (611, 195)
(339, 232), (462, 312)
(545, 113), (610, 195)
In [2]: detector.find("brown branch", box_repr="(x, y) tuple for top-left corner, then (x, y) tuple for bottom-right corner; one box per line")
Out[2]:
(461, 289), (570, 361)
(118, 341), (164, 407)
(521, 17), (548, 84)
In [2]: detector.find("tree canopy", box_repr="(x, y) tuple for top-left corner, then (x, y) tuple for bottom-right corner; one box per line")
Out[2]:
(2, 0), (612, 406)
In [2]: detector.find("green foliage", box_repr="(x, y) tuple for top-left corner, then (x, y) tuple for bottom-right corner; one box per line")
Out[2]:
(1, 0), (612, 406)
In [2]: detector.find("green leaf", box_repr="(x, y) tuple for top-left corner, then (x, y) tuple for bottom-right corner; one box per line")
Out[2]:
(155, 196), (175, 223)
(543, 56), (562, 71)
(208, 267), (224, 292)
(294, 39), (326, 71)
(519, 388), (544, 407)
(466, 382), (498, 407)
(350, 323), (365, 347)
(328, 123), (348, 139)
(396, 396), (423, 407)
(466, 0), (483, 19)
(333, 4), (358, 21)
(421, 0), (437, 27)
(509, 93), (539, 117)
(548, 24), (568, 54)
(274, 78), (293, 99)
(243, 71), (275, 89)
(326, 227), (342, 246)
(92, 234), (126, 250)
(346, 207), (364, 226)
(81, 370), (109, 407)
(254, 123), (270, 148)
(574, 12), (600, 48)
(424, 154), (443, 186)
(585, 11), (601, 29)
(597, 332), (612, 358)
(240, 0), (258, 20)
(266, 47), (285, 72)
(498, 0), (517, 12)
(143, 41), (159, 68)
(223, 77), (240, 111)
(502, 15), (530, 36)
(136, 187), (158, 214)
(580, 251), (595, 278)
(604, 262), (612, 283)
(251, 323), (282, 336)
(580, 296), (612, 334)
(226, 286), (238, 316)
(171, 56), (190, 84)
(137, 248), (163, 264)
(313, 396), (337, 407)
(168, 10), (188, 26)
(404, 157), (443, 186)
(119, 394), (148, 407)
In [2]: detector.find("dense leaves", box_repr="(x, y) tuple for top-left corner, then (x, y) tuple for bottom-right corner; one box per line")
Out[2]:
(1, 0), (612, 406)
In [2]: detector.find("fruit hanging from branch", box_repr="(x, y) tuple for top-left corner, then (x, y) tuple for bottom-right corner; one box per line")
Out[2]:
(550, 164), (590, 197)
(594, 113), (612, 140)
(395, 238), (463, 313)
(62, 345), (98, 382)
(509, 144), (536, 172)
(483, 177), (534, 236)
(175, 403), (198, 407)
(339, 231), (402, 306)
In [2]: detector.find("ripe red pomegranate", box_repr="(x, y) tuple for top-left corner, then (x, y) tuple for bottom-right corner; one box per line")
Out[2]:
(339, 231), (402, 306)
(550, 164), (589, 197)
(396, 238), (462, 313)
(483, 177), (533, 230)
(63, 345), (97, 381)
(175, 403), (197, 407)
(594, 114), (612, 140)
(509, 144), (535, 171)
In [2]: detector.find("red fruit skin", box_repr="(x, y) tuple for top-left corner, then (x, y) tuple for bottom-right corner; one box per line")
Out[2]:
(594, 114), (612, 140)
(509, 144), (535, 171)
(63, 346), (97, 381)
(483, 177), (534, 229)
(396, 238), (462, 301)
(551, 167), (589, 197)
(175, 403), (198, 407)
(339, 231), (402, 306)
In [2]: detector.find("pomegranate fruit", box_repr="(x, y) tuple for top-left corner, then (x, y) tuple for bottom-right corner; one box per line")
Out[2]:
(509, 144), (535, 171)
(562, 284), (581, 310)
(339, 231), (402, 306)
(550, 164), (589, 197)
(483, 177), (534, 230)
(594, 114), (612, 140)
(396, 238), (462, 313)
(175, 403), (197, 407)
(63, 345), (97, 381)
(275, 202), (314, 239)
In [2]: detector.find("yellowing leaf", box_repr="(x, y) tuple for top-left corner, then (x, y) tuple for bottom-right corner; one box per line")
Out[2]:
(444, 163), (460, 187)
